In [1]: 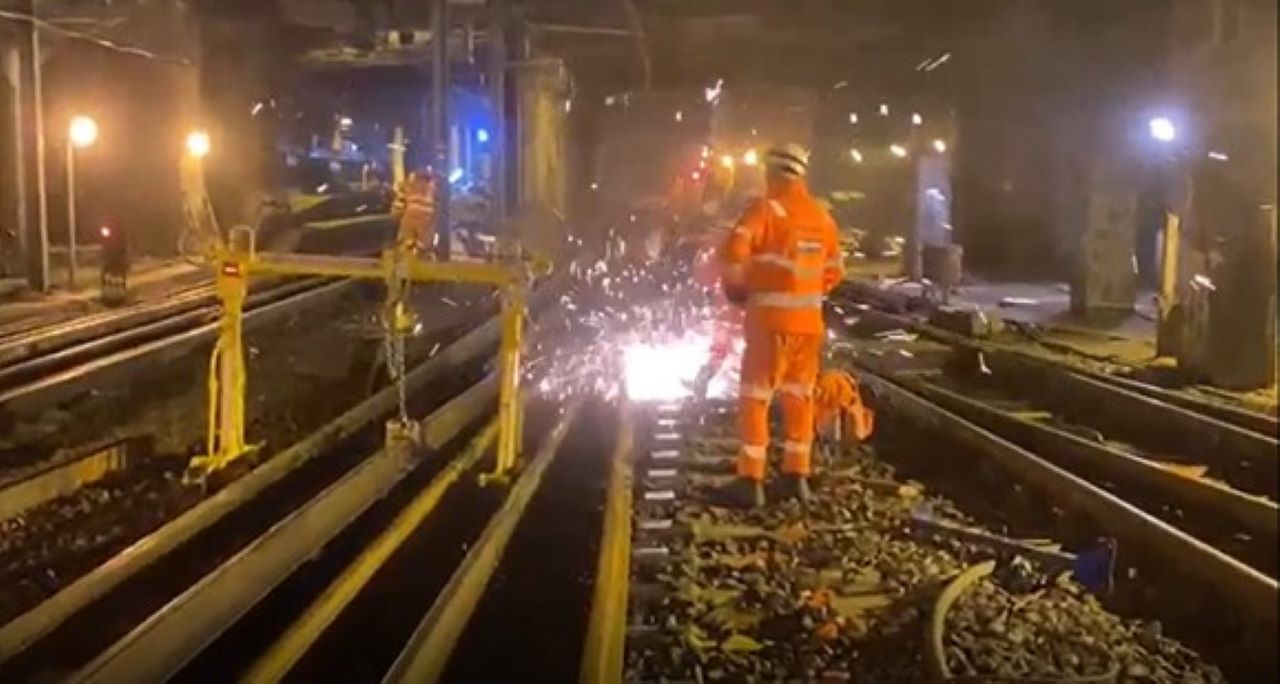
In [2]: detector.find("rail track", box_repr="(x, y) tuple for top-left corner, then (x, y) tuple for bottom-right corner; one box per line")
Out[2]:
(833, 280), (1279, 438)
(0, 234), (411, 550)
(0, 276), (358, 547)
(891, 354), (1277, 576)
(0, 278), (562, 680)
(0, 266), (1272, 682)
(828, 289), (1279, 582)
(0, 278), (216, 364)
(586, 387), (1267, 682)
(825, 289), (1275, 676)
(0, 275), (348, 414)
(0, 273), (633, 682)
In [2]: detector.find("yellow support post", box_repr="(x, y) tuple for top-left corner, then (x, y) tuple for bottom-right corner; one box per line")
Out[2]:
(189, 231), (256, 478)
(482, 282), (525, 485)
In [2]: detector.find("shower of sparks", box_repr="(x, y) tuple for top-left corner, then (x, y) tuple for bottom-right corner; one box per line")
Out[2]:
(528, 247), (741, 404)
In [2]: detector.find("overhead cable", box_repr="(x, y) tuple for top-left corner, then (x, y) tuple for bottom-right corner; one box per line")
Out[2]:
(0, 9), (194, 66)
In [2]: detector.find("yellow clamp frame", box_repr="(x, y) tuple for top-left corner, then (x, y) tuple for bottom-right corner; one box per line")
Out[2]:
(188, 226), (550, 482)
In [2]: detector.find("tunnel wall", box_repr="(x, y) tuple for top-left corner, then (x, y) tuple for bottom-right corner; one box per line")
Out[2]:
(951, 0), (1173, 284)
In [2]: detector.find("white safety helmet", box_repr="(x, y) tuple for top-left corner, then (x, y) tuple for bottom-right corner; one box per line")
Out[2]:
(765, 143), (810, 178)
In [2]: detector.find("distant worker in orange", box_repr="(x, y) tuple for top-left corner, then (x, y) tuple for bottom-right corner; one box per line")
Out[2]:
(393, 170), (436, 255)
(718, 143), (844, 507)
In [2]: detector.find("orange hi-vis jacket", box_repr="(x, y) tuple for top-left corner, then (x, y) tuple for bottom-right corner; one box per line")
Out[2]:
(721, 180), (844, 335)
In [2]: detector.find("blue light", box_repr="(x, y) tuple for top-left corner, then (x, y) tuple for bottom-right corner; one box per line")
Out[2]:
(448, 168), (464, 184)
(475, 128), (490, 144)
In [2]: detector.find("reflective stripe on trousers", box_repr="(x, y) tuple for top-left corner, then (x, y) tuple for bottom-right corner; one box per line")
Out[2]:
(781, 439), (812, 477)
(777, 382), (812, 398)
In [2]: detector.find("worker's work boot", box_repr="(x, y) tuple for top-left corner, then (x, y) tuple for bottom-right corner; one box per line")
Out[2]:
(715, 477), (766, 509)
(777, 475), (812, 504)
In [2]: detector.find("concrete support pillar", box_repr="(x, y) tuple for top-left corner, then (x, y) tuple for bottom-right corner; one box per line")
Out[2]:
(510, 56), (568, 258)
(1179, 170), (1277, 389)
(487, 0), (507, 234)
(431, 0), (451, 260)
(1070, 156), (1139, 318)
(3, 43), (27, 277)
(28, 9), (49, 292)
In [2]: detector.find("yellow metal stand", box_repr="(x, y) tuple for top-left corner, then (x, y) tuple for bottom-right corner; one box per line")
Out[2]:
(480, 285), (525, 485)
(187, 227), (549, 481)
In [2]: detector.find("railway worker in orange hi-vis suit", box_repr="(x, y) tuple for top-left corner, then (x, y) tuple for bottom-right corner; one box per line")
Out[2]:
(394, 170), (436, 255)
(717, 143), (845, 508)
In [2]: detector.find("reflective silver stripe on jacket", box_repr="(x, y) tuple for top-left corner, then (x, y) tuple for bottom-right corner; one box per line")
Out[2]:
(741, 384), (774, 401)
(748, 292), (823, 309)
(795, 239), (824, 254)
(740, 444), (767, 460)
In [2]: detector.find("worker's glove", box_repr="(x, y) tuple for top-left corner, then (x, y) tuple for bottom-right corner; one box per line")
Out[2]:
(723, 283), (748, 306)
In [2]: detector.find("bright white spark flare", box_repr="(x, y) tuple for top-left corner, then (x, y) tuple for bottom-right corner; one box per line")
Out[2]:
(621, 332), (739, 402)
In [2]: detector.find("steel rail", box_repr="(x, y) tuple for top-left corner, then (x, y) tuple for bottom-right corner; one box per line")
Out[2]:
(857, 369), (1278, 635)
(0, 437), (141, 523)
(1073, 367), (1277, 438)
(0, 282), (216, 365)
(72, 376), (499, 684)
(909, 377), (1278, 548)
(0, 278), (324, 390)
(0, 298), (513, 663)
(828, 296), (1278, 498)
(0, 279), (354, 414)
(830, 285), (1277, 438)
(0, 273), (326, 368)
(242, 416), (503, 683)
(383, 399), (584, 684)
(996, 353), (1279, 499)
(580, 402), (635, 684)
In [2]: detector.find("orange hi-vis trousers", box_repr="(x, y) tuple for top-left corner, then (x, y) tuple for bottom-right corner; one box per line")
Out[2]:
(737, 327), (822, 481)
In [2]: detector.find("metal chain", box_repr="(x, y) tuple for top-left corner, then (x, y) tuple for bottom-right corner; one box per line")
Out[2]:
(385, 256), (412, 425)
(385, 324), (409, 424)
